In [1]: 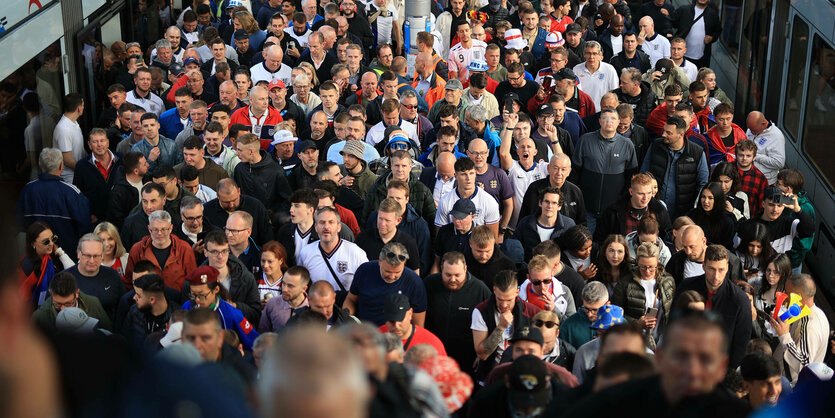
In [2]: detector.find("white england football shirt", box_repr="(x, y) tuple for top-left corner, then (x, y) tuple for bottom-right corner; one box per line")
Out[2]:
(297, 239), (368, 291)
(448, 40), (487, 83)
(435, 186), (500, 227)
(508, 159), (549, 226)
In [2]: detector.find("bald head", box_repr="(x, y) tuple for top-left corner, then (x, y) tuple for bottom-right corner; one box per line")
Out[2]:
(746, 111), (768, 135)
(361, 71), (378, 85)
(681, 225), (707, 263)
(391, 56), (407, 76)
(468, 138), (488, 153)
(320, 26), (336, 47)
(436, 152), (456, 179)
(639, 16), (656, 37)
(416, 52), (433, 76)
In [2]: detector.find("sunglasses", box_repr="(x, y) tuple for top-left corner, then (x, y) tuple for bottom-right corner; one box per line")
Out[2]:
(384, 251), (407, 262)
(401, 103), (417, 110)
(534, 319), (558, 328)
(389, 142), (409, 151)
(40, 235), (59, 246)
(531, 279), (552, 286)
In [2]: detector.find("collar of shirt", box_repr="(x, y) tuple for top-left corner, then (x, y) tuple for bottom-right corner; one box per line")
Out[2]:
(133, 88), (150, 100)
(92, 149), (116, 170)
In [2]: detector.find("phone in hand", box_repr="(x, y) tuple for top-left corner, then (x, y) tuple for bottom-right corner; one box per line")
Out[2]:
(645, 307), (659, 319)
(771, 193), (794, 206)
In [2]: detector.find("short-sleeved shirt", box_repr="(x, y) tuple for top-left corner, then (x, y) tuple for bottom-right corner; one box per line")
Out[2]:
(572, 62), (620, 112)
(53, 115), (86, 183)
(355, 228), (421, 272)
(448, 40), (488, 83)
(507, 160), (549, 226)
(476, 164), (515, 204)
(297, 239), (369, 291)
(435, 187), (501, 227)
(349, 261), (427, 326)
(126, 90), (164, 116)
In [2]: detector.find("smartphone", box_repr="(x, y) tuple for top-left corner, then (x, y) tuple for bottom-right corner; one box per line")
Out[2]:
(748, 268), (759, 274)
(772, 193), (794, 206)
(197, 231), (208, 242)
(645, 307), (659, 319)
(287, 41), (296, 52)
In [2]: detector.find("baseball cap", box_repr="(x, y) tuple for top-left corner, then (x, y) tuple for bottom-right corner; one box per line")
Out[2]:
(384, 293), (411, 322)
(798, 362), (834, 385)
(537, 103), (555, 116)
(450, 198), (476, 220)
(489, 0), (502, 9)
(510, 326), (544, 346)
(553, 67), (577, 81)
(196, 4), (211, 14)
(565, 23), (582, 35)
(655, 58), (674, 81)
(298, 140), (317, 153)
(268, 79), (286, 90)
(159, 321), (184, 348)
(56, 307), (100, 334)
(386, 132), (411, 151)
(272, 129), (298, 145)
(183, 57), (200, 67)
(507, 355), (551, 409)
(590, 304), (626, 330)
(234, 29), (249, 40)
(186, 265), (220, 286)
(168, 63), (185, 77)
(503, 92), (522, 109)
(227, 0), (243, 8)
(445, 78), (464, 91)
(467, 59), (490, 72)
(544, 32), (564, 48)
(340, 139), (365, 160)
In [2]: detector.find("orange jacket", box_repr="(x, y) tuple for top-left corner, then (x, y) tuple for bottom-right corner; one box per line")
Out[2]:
(125, 234), (197, 291)
(412, 74), (447, 110)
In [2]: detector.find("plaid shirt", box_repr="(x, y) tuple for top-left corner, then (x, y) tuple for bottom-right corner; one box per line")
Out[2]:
(738, 165), (768, 216)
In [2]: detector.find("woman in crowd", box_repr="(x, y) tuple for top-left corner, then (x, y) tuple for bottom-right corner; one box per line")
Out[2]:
(711, 162), (750, 221)
(734, 222), (775, 283)
(290, 73), (321, 115)
(697, 67), (733, 110)
(687, 183), (736, 250)
(259, 241), (288, 305)
(625, 214), (672, 267)
(611, 242), (675, 349)
(18, 221), (74, 308)
(559, 225), (599, 280)
(94, 222), (129, 281)
(233, 10), (266, 51)
(750, 253), (792, 315)
(592, 234), (631, 296)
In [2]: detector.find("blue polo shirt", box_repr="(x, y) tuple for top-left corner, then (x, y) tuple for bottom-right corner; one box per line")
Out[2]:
(349, 261), (427, 326)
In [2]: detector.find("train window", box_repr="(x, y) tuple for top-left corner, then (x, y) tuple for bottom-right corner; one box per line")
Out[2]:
(0, 41), (65, 183)
(801, 35), (835, 190)
(719, 0), (744, 60)
(782, 17), (809, 142)
(734, 0), (772, 117)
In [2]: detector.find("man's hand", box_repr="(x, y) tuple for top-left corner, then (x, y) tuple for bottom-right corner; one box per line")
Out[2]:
(498, 310), (514, 329)
(770, 316), (790, 337)
(637, 28), (647, 44)
(637, 315), (657, 329)
(287, 47), (301, 59)
(193, 239), (206, 255)
(651, 71), (663, 81)
(789, 193), (802, 213)
(543, 123), (558, 140)
(536, 86), (548, 101)
(342, 175), (355, 187)
(502, 111), (519, 130)
(148, 146), (161, 162)
(577, 263), (598, 280)
(538, 291), (556, 312)
(660, 8), (669, 16)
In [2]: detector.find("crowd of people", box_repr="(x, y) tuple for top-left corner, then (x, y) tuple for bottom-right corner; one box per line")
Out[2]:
(3, 0), (835, 416)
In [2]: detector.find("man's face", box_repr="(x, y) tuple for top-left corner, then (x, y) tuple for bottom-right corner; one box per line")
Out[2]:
(522, 12), (538, 30)
(217, 188), (241, 212)
(212, 43), (226, 61)
(378, 47), (393, 67)
(281, 273), (306, 302)
(346, 48), (362, 70)
(282, 0), (295, 15)
(539, 192), (561, 218)
(400, 97), (418, 121)
(319, 88), (338, 109)
(149, 219), (172, 246)
(251, 88), (269, 113)
(736, 149), (755, 170)
(175, 95), (193, 116)
(133, 287), (154, 311)
(118, 110), (132, 129)
(657, 325), (727, 404)
(512, 340), (543, 359)
(670, 42), (686, 60)
(51, 290), (79, 312)
(225, 215), (251, 248)
(167, 30), (181, 47)
(494, 286), (519, 313)
(270, 16), (285, 35)
(307, 114), (327, 138)
(517, 139), (536, 163)
(385, 309), (413, 338)
(77, 240), (103, 275)
(380, 260), (404, 283)
(508, 71), (525, 89)
(715, 112), (733, 131)
(623, 34), (637, 53)
(308, 35), (323, 58)
(345, 121), (364, 140)
(565, 31), (581, 47)
(157, 47), (172, 64)
(662, 124), (682, 147)
(269, 85), (288, 104)
(204, 130), (225, 154)
(181, 204), (204, 233)
(205, 240), (230, 269)
(629, 183), (652, 209)
(141, 190), (165, 215)
(452, 213), (473, 233)
(382, 110), (399, 127)
(550, 52), (568, 72)
(309, 292), (335, 319)
(135, 71), (152, 92)
(703, 259), (728, 292)
(183, 321), (224, 362)
(436, 135), (457, 154)
(439, 115), (459, 129)
(300, 148), (320, 168)
(599, 112), (619, 132)
(762, 200), (786, 221)
(549, 158), (571, 186)
(88, 134), (109, 158)
(583, 299), (607, 322)
(746, 376), (782, 408)
(183, 20), (198, 33)
(455, 168), (476, 191)
(108, 90), (127, 109)
(513, 122), (532, 141)
(377, 210), (400, 237)
(584, 47), (602, 66)
(472, 26), (486, 42)
(466, 142), (488, 167)
(187, 74), (204, 94)
(389, 157), (411, 182)
(485, 48), (500, 67)
(197, 12), (211, 26)
(470, 243), (495, 264)
(289, 201), (313, 224)
(441, 261), (467, 291)
(451, 0), (464, 13)
(234, 74), (250, 94)
(381, 80), (399, 98)
(457, 24), (472, 43)
(690, 88), (708, 110)
(315, 210), (340, 243)
(444, 88), (462, 104)
(617, 113), (634, 132)
(664, 94), (682, 114)
(619, 74), (638, 96)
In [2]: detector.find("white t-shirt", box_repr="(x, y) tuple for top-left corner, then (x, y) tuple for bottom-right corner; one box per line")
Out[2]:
(683, 259), (705, 280)
(448, 40), (487, 83)
(53, 115), (86, 184)
(365, 119), (419, 146)
(508, 160), (549, 226)
(370, 3), (399, 46)
(293, 225), (315, 261)
(435, 186), (501, 227)
(641, 34), (671, 67)
(536, 223), (556, 242)
(297, 239), (368, 291)
(471, 307), (513, 361)
(684, 7), (707, 60)
(284, 27), (311, 49)
(679, 59), (699, 82)
(610, 34), (623, 56)
(126, 90), (165, 116)
(249, 61), (293, 87)
(572, 62), (620, 112)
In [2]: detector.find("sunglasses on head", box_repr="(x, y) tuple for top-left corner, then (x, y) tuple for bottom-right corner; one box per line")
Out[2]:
(389, 142), (409, 151)
(385, 252), (407, 262)
(534, 319), (558, 328)
(40, 235), (59, 246)
(531, 279), (552, 286)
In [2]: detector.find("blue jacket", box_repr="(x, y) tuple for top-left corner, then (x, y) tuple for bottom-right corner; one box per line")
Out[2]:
(158, 108), (189, 140)
(131, 135), (183, 170)
(182, 298), (259, 350)
(559, 110), (587, 146)
(529, 27), (549, 61)
(16, 173), (91, 254)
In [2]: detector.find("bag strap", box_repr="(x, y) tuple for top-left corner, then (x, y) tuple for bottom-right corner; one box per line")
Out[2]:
(319, 244), (347, 292)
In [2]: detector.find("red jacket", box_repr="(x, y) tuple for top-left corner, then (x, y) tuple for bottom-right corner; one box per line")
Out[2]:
(645, 103), (699, 136)
(125, 235), (197, 291)
(229, 105), (284, 150)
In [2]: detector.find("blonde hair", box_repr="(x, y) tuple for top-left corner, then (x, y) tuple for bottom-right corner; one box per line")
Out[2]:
(297, 62), (320, 87)
(533, 309), (559, 326)
(234, 11), (260, 34)
(469, 225), (495, 247)
(94, 222), (127, 258)
(527, 255), (552, 274)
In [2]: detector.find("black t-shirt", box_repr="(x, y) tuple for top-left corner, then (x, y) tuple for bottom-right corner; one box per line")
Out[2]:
(355, 229), (421, 272)
(145, 310), (169, 335)
(721, 132), (735, 148)
(151, 244), (172, 271)
(69, 265), (125, 321)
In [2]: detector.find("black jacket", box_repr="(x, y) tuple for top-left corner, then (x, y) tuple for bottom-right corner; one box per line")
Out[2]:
(609, 49), (653, 76)
(107, 171), (139, 229)
(465, 245), (517, 288)
(515, 213), (576, 262)
(122, 301), (175, 350)
(185, 256), (261, 325)
(646, 140), (705, 218)
(424, 272), (492, 376)
(200, 58), (239, 82)
(519, 179), (587, 226)
(594, 194), (672, 243)
(233, 150), (292, 215)
(665, 248), (745, 287)
(204, 194), (274, 245)
(625, 123), (651, 165)
(73, 154), (122, 220)
(673, 5), (722, 62)
(674, 274), (753, 369)
(613, 82), (657, 127)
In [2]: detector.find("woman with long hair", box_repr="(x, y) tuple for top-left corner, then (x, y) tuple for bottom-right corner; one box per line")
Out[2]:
(686, 182), (736, 249)
(592, 235), (632, 296)
(734, 222), (776, 283)
(18, 222), (74, 308)
(559, 225), (599, 280)
(297, 62), (320, 88)
(611, 242), (675, 348)
(259, 241), (289, 305)
(710, 162), (750, 220)
(750, 253), (791, 314)
(94, 222), (129, 281)
(234, 10), (266, 50)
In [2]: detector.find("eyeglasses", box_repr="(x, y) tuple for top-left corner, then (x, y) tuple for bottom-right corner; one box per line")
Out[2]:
(469, 151), (489, 157)
(534, 319), (558, 328)
(508, 75), (523, 81)
(52, 295), (77, 310)
(384, 252), (407, 262)
(401, 103), (417, 110)
(40, 235), (59, 246)
(190, 291), (212, 301)
(207, 248), (230, 256)
(389, 142), (409, 151)
(583, 305), (600, 314)
(638, 265), (657, 272)
(224, 227), (248, 235)
(79, 253), (103, 260)
(149, 227), (170, 234)
(531, 279), (552, 286)
(183, 215), (203, 223)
